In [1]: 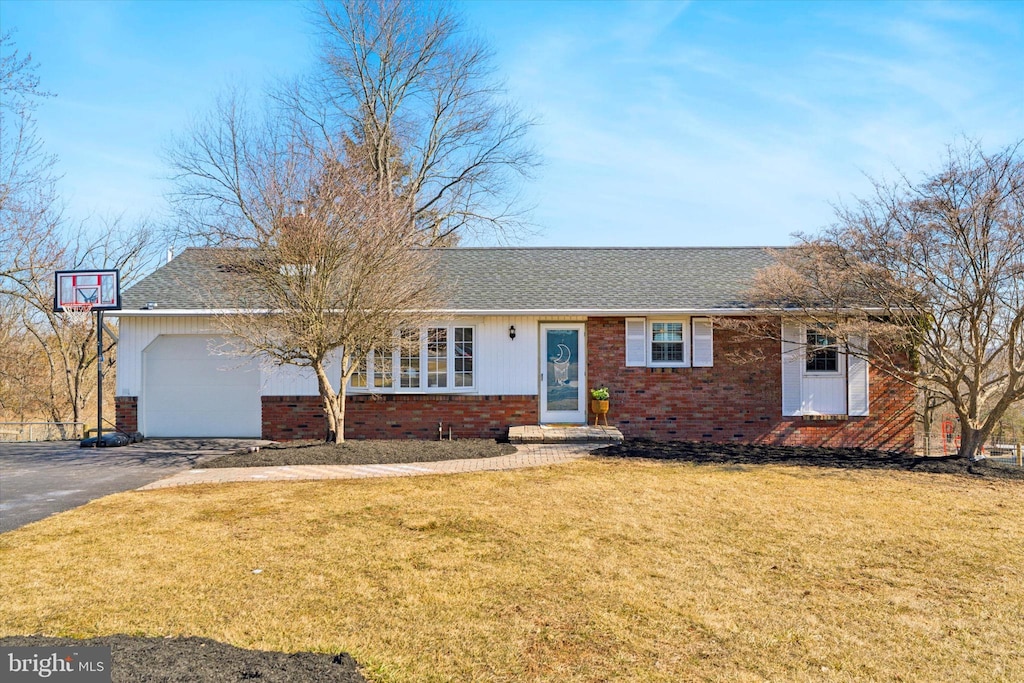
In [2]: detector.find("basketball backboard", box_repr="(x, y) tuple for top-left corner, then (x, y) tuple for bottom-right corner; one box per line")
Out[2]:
(54, 269), (121, 312)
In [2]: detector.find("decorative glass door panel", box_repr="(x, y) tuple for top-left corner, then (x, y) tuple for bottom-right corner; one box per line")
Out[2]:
(540, 323), (586, 423)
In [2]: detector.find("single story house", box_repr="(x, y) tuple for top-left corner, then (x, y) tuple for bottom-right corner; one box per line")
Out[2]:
(111, 247), (915, 451)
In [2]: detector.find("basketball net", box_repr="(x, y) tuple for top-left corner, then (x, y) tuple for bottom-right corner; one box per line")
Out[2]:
(61, 302), (94, 329)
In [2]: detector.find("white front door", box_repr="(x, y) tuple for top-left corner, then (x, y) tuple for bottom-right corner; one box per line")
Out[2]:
(540, 323), (586, 423)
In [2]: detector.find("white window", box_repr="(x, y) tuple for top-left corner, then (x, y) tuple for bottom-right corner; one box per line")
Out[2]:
(626, 317), (713, 368)
(805, 328), (840, 373)
(782, 322), (867, 417)
(647, 319), (690, 367)
(350, 324), (474, 392)
(650, 321), (687, 364)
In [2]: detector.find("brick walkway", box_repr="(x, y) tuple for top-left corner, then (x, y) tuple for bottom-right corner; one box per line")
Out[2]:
(138, 443), (602, 490)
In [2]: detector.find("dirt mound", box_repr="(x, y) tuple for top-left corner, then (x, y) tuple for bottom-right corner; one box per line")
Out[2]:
(594, 440), (1024, 480)
(0, 635), (367, 682)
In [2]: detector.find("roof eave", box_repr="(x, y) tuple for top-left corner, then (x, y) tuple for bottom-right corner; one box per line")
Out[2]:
(110, 306), (884, 318)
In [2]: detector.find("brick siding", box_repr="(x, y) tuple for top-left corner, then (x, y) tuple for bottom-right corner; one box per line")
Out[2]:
(262, 394), (538, 441)
(586, 317), (915, 452)
(115, 396), (138, 434)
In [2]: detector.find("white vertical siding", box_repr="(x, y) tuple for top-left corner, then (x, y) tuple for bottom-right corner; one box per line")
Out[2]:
(476, 316), (539, 395)
(801, 375), (847, 415)
(118, 314), (586, 399)
(261, 364), (325, 396)
(116, 316), (227, 396)
(475, 316), (584, 395)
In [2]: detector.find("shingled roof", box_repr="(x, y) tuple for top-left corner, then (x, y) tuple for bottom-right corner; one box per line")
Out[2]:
(117, 246), (778, 314)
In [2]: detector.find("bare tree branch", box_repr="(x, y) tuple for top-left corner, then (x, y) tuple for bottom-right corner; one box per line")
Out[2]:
(742, 138), (1024, 459)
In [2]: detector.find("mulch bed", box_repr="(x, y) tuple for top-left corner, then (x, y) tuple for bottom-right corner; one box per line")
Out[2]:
(594, 439), (1024, 480)
(197, 439), (516, 469)
(0, 635), (366, 682)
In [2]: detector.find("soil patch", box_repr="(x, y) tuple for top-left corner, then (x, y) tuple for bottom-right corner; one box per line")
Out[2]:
(197, 439), (516, 469)
(594, 440), (1024, 480)
(0, 635), (366, 682)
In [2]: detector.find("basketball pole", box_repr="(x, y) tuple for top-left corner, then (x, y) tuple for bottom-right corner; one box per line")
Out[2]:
(96, 309), (104, 447)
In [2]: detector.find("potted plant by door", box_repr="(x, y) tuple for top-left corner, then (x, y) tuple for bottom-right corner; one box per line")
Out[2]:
(590, 387), (610, 426)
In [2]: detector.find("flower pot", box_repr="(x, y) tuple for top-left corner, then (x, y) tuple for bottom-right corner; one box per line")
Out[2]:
(590, 399), (609, 426)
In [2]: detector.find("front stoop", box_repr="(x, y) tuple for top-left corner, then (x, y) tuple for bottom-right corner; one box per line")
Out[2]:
(508, 424), (624, 444)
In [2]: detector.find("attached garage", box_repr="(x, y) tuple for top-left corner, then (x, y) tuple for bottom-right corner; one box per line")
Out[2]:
(141, 335), (261, 437)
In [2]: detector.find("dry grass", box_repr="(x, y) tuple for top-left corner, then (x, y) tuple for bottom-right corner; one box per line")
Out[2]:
(1, 458), (1022, 682)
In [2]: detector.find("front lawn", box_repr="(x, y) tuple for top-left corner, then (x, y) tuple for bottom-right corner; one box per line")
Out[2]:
(1, 458), (1021, 681)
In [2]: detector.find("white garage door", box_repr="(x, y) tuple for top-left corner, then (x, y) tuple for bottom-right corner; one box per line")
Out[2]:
(143, 335), (261, 437)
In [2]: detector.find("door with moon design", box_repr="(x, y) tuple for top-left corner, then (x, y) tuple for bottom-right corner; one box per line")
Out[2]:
(539, 323), (586, 424)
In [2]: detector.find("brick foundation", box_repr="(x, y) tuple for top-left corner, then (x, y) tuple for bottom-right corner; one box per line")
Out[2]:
(262, 394), (538, 441)
(586, 317), (915, 452)
(115, 396), (138, 434)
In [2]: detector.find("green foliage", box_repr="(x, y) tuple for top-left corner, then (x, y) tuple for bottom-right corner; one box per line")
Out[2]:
(590, 387), (610, 401)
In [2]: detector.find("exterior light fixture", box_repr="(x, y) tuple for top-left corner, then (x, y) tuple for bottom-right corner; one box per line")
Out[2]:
(509, 325), (516, 340)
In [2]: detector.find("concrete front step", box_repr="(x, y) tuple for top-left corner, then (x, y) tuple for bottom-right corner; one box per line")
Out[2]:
(509, 424), (624, 444)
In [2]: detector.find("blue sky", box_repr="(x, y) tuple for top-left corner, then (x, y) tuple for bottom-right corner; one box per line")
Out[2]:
(3, 0), (1022, 248)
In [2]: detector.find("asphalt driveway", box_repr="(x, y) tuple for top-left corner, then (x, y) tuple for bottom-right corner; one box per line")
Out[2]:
(0, 438), (269, 533)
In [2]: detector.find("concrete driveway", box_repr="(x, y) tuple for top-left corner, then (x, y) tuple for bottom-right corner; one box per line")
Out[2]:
(0, 438), (269, 533)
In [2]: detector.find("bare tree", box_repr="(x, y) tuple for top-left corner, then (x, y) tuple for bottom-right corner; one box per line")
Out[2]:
(1, 34), (160, 430)
(745, 139), (1023, 459)
(174, 94), (444, 442)
(3, 219), (159, 429)
(170, 0), (537, 247)
(1, 31), (62, 292)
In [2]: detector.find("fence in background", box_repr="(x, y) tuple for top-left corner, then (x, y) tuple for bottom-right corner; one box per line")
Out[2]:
(0, 422), (85, 442)
(984, 443), (1024, 467)
(918, 416), (1023, 465)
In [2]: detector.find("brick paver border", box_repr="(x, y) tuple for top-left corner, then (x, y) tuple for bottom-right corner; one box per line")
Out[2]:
(138, 443), (601, 490)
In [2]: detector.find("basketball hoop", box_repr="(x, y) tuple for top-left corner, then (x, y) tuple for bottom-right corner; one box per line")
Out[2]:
(61, 302), (94, 328)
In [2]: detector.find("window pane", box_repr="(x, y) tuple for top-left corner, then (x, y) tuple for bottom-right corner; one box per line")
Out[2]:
(427, 327), (447, 388)
(652, 342), (684, 362)
(350, 355), (367, 388)
(651, 322), (684, 362)
(806, 330), (839, 372)
(399, 329), (420, 388)
(652, 322), (683, 341)
(373, 350), (393, 388)
(454, 327), (473, 387)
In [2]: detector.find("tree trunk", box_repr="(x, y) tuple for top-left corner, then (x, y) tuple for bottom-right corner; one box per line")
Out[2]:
(957, 425), (987, 460)
(313, 361), (345, 443)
